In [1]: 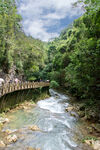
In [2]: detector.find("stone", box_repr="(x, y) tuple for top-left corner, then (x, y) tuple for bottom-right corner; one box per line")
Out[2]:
(65, 106), (73, 112)
(0, 117), (9, 124)
(0, 141), (5, 147)
(28, 125), (40, 131)
(85, 139), (100, 150)
(27, 147), (35, 150)
(70, 112), (78, 118)
(6, 134), (17, 143)
(4, 129), (15, 135)
(85, 139), (93, 145)
(92, 140), (100, 150)
(22, 106), (28, 110)
(27, 147), (40, 150)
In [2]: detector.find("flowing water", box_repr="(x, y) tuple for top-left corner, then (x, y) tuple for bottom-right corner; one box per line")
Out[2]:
(1, 89), (92, 150)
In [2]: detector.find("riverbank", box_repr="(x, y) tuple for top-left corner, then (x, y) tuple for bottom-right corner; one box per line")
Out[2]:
(0, 89), (99, 150)
(65, 101), (100, 150)
(0, 89), (93, 150)
(52, 88), (100, 150)
(0, 89), (50, 149)
(0, 100), (43, 149)
(0, 88), (50, 129)
(0, 87), (49, 113)
(64, 93), (100, 150)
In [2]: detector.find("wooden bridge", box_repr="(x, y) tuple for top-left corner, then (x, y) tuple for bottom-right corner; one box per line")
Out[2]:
(0, 81), (50, 98)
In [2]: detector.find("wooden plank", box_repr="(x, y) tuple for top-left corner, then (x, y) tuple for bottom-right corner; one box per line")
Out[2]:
(0, 81), (50, 98)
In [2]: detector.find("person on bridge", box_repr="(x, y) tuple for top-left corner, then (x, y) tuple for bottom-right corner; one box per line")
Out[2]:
(14, 78), (19, 84)
(0, 78), (4, 87)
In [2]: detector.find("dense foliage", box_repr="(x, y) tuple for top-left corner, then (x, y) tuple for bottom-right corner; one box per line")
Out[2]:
(0, 0), (99, 105)
(44, 0), (100, 103)
(0, 0), (47, 81)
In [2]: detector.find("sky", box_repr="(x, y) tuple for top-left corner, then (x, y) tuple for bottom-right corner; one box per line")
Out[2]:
(17, 0), (83, 42)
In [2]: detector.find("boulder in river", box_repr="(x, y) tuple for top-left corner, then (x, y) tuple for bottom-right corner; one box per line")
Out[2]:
(66, 106), (74, 112)
(28, 125), (40, 131)
(70, 111), (78, 118)
(27, 147), (41, 150)
(0, 140), (5, 147)
(4, 129), (16, 135)
(0, 117), (9, 124)
(6, 134), (17, 143)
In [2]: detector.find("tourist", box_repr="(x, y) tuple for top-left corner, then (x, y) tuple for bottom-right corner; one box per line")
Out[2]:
(14, 78), (19, 84)
(0, 78), (4, 86)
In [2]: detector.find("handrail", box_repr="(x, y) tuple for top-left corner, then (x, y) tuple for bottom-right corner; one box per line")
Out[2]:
(0, 81), (50, 98)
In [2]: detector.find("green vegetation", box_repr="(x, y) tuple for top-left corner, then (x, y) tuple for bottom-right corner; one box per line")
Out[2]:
(0, 0), (100, 117)
(50, 80), (59, 89)
(0, 87), (49, 113)
(42, 0), (100, 117)
(0, 0), (47, 81)
(82, 136), (97, 143)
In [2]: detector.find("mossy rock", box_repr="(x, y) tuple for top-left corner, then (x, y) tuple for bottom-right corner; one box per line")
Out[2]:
(78, 111), (85, 118)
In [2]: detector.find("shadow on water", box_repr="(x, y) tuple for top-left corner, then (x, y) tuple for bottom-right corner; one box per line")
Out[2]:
(0, 87), (49, 113)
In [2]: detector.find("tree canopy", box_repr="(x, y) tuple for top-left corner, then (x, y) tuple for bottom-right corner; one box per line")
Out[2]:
(0, 0), (47, 81)
(43, 0), (100, 104)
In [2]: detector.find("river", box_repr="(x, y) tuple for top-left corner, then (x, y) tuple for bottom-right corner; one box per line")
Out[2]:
(1, 89), (93, 150)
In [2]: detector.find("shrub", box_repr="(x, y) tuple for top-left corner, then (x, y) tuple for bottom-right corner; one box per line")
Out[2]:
(50, 80), (59, 89)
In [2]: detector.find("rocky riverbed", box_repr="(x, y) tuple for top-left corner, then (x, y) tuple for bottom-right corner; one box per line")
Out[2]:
(0, 89), (99, 150)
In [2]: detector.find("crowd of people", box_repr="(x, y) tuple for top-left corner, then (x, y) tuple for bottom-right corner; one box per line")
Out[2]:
(0, 77), (20, 87)
(0, 77), (49, 87)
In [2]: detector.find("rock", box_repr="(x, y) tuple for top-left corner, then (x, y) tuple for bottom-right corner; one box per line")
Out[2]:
(92, 140), (100, 150)
(0, 117), (9, 124)
(85, 139), (93, 145)
(70, 112), (78, 118)
(28, 125), (40, 131)
(27, 148), (40, 150)
(85, 139), (100, 150)
(66, 106), (73, 112)
(21, 106), (28, 110)
(55, 96), (59, 98)
(6, 134), (17, 143)
(0, 141), (5, 147)
(4, 129), (15, 135)
(27, 147), (35, 150)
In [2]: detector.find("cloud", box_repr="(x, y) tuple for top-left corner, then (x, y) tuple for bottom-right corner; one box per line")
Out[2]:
(18, 0), (83, 41)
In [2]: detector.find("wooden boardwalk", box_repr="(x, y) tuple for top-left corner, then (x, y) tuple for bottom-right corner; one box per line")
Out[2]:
(0, 82), (50, 98)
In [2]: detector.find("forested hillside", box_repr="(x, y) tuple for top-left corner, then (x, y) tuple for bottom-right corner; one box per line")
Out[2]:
(0, 1), (100, 149)
(0, 0), (47, 81)
(0, 0), (100, 114)
(42, 0), (100, 115)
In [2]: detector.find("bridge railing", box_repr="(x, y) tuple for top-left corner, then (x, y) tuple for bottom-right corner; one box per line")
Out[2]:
(0, 81), (50, 97)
